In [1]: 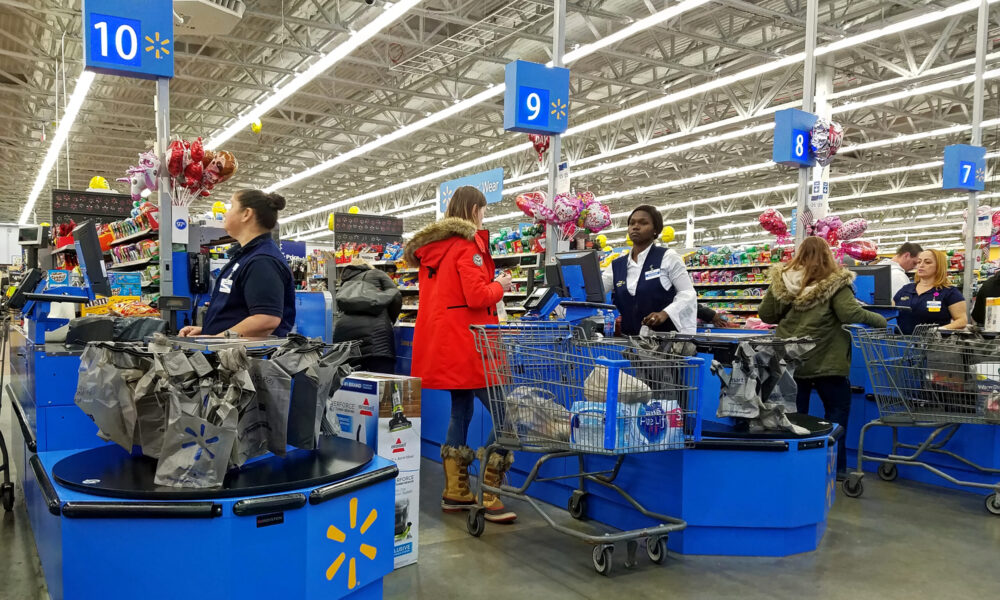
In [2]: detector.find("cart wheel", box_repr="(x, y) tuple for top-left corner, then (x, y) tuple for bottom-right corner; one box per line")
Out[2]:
(877, 463), (898, 482)
(568, 492), (587, 520)
(646, 535), (668, 564)
(986, 493), (1000, 516)
(624, 540), (638, 569)
(467, 509), (486, 537)
(842, 477), (864, 499)
(592, 544), (613, 576)
(1, 482), (14, 512)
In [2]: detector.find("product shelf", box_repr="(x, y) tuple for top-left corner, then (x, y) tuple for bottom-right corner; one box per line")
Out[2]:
(698, 295), (763, 301)
(110, 228), (157, 247)
(109, 257), (158, 270)
(400, 304), (419, 311)
(693, 281), (770, 287)
(687, 263), (781, 270)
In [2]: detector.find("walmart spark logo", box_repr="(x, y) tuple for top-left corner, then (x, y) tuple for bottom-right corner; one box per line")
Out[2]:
(145, 32), (171, 60)
(181, 424), (219, 461)
(325, 497), (378, 590)
(551, 98), (567, 121)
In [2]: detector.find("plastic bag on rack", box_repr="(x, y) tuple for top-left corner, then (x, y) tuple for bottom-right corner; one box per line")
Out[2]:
(154, 390), (238, 489)
(74, 344), (142, 451)
(284, 344), (356, 450)
(715, 343), (761, 419)
(582, 365), (652, 404)
(213, 347), (265, 466)
(249, 357), (293, 456)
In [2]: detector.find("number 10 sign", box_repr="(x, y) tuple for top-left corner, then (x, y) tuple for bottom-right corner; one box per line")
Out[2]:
(83, 0), (174, 80)
(503, 60), (570, 136)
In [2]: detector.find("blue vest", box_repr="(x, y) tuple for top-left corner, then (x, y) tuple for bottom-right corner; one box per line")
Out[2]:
(202, 234), (296, 336)
(611, 245), (676, 336)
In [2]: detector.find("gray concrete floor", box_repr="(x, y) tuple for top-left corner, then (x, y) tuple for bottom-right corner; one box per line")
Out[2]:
(3, 397), (999, 599)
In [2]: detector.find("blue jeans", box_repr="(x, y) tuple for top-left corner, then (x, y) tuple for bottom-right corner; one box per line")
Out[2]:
(445, 388), (506, 452)
(796, 376), (851, 473)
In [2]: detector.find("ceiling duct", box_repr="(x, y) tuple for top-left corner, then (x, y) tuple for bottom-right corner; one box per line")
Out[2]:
(174, 0), (247, 37)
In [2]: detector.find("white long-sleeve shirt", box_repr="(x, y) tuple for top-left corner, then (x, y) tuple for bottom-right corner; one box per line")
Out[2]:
(601, 245), (697, 334)
(878, 258), (912, 299)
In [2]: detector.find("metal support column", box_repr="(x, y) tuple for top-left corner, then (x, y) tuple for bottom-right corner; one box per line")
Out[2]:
(794, 0), (818, 247)
(155, 77), (175, 329)
(545, 0), (567, 266)
(963, 0), (989, 304)
(685, 207), (695, 248)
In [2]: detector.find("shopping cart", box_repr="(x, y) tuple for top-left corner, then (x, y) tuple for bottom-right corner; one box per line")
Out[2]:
(469, 322), (703, 575)
(844, 325), (1000, 514)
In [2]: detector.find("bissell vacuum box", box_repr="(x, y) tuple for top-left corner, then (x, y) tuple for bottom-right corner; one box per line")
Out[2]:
(324, 375), (381, 446)
(336, 372), (422, 569)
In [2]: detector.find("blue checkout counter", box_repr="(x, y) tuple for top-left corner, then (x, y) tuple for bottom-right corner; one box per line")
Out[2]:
(396, 325), (840, 557)
(5, 289), (403, 600)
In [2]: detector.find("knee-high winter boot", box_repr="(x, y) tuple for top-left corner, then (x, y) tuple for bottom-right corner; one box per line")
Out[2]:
(477, 448), (517, 523)
(441, 445), (476, 511)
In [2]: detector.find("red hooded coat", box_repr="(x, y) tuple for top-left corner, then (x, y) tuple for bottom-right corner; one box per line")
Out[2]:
(404, 218), (503, 390)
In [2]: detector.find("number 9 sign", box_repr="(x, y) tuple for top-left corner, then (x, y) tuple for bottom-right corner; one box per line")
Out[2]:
(504, 60), (570, 136)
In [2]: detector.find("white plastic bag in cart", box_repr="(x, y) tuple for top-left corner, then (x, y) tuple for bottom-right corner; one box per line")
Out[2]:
(507, 386), (570, 442)
(583, 366), (652, 404)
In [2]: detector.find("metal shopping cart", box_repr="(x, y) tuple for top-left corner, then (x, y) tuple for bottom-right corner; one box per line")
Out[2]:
(468, 322), (702, 575)
(844, 324), (1000, 514)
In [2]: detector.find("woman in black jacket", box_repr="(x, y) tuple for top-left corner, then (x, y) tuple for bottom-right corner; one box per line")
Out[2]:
(333, 257), (403, 373)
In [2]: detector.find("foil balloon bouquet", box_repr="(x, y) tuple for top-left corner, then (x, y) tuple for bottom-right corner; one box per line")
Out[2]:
(120, 138), (238, 208)
(758, 208), (877, 262)
(515, 189), (611, 241)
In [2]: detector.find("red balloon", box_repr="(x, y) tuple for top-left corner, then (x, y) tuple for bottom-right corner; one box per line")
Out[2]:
(842, 239), (878, 262)
(528, 134), (550, 163)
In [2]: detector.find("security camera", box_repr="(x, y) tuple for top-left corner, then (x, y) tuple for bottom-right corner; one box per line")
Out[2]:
(365, 0), (374, 4)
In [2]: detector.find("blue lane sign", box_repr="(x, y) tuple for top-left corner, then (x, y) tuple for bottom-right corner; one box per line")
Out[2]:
(773, 109), (818, 167)
(942, 144), (986, 191)
(439, 168), (505, 214)
(504, 60), (570, 136)
(83, 0), (174, 80)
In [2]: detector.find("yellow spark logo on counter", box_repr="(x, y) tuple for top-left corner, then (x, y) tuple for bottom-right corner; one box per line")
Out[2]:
(325, 497), (378, 590)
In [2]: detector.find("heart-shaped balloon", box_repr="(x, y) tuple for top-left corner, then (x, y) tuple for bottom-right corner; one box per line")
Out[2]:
(842, 239), (878, 262)
(838, 218), (867, 240)
(528, 133), (550, 163)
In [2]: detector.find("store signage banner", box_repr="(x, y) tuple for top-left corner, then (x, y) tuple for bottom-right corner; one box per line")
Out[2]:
(83, 0), (174, 79)
(281, 240), (307, 258)
(942, 144), (986, 192)
(438, 168), (505, 214)
(772, 108), (817, 167)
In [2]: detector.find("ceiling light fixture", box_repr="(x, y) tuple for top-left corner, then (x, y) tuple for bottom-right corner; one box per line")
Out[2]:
(21, 71), (96, 225)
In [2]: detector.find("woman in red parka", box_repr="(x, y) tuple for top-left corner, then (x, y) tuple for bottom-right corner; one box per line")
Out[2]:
(403, 186), (516, 523)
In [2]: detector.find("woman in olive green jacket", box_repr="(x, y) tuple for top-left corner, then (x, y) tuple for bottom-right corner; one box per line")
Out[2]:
(758, 236), (887, 473)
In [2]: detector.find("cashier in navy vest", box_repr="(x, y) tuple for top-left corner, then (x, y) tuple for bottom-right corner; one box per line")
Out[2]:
(179, 189), (296, 338)
(893, 249), (967, 335)
(601, 205), (697, 335)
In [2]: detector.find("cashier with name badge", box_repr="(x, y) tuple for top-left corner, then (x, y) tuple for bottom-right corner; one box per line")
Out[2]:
(179, 189), (296, 338)
(601, 204), (697, 335)
(893, 249), (967, 335)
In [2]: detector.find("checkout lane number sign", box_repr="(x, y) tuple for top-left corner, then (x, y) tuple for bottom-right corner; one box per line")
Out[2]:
(83, 0), (174, 79)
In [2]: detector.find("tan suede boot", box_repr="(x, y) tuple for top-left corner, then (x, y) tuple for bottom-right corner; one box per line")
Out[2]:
(441, 445), (476, 512)
(477, 448), (517, 523)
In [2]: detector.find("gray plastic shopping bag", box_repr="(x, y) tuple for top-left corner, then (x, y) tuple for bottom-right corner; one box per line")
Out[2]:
(154, 393), (237, 489)
(250, 357), (293, 456)
(74, 344), (140, 451)
(285, 344), (355, 450)
(715, 343), (761, 419)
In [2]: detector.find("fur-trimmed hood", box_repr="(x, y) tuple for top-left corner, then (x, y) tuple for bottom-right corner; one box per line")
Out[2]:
(769, 265), (855, 310)
(403, 217), (478, 268)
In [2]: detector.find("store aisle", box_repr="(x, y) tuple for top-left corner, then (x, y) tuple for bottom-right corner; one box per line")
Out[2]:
(3, 398), (998, 600)
(384, 457), (1000, 600)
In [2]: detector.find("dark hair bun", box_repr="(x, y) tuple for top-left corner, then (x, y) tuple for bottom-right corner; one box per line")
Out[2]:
(266, 192), (286, 211)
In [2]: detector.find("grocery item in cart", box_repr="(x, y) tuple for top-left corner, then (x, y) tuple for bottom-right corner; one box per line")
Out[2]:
(506, 386), (571, 442)
(570, 399), (683, 453)
(582, 365), (652, 404)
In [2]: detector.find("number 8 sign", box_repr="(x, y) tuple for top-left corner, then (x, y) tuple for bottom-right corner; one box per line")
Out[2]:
(504, 60), (570, 136)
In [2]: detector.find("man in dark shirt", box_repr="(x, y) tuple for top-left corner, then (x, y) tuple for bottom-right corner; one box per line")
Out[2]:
(972, 272), (1000, 325)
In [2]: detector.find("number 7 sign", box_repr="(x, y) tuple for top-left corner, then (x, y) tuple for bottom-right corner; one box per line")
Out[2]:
(942, 144), (986, 191)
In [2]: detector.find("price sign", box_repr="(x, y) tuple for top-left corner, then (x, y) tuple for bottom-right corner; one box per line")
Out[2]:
(773, 108), (817, 167)
(942, 144), (986, 191)
(503, 60), (570, 136)
(83, 0), (174, 79)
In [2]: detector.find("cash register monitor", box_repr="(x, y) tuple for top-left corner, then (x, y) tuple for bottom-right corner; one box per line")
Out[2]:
(849, 264), (892, 305)
(18, 225), (49, 246)
(73, 221), (112, 298)
(555, 250), (605, 303)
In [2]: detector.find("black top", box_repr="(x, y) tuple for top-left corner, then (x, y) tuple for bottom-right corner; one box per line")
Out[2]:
(202, 233), (296, 336)
(972, 274), (1000, 325)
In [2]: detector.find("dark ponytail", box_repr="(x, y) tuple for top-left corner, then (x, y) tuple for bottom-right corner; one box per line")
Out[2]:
(234, 189), (286, 230)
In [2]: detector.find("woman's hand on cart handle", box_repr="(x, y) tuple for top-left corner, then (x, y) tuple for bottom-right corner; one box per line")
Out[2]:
(642, 311), (670, 327)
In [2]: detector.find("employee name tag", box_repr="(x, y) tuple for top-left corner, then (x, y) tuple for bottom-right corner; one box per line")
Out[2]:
(644, 268), (661, 281)
(927, 300), (942, 313)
